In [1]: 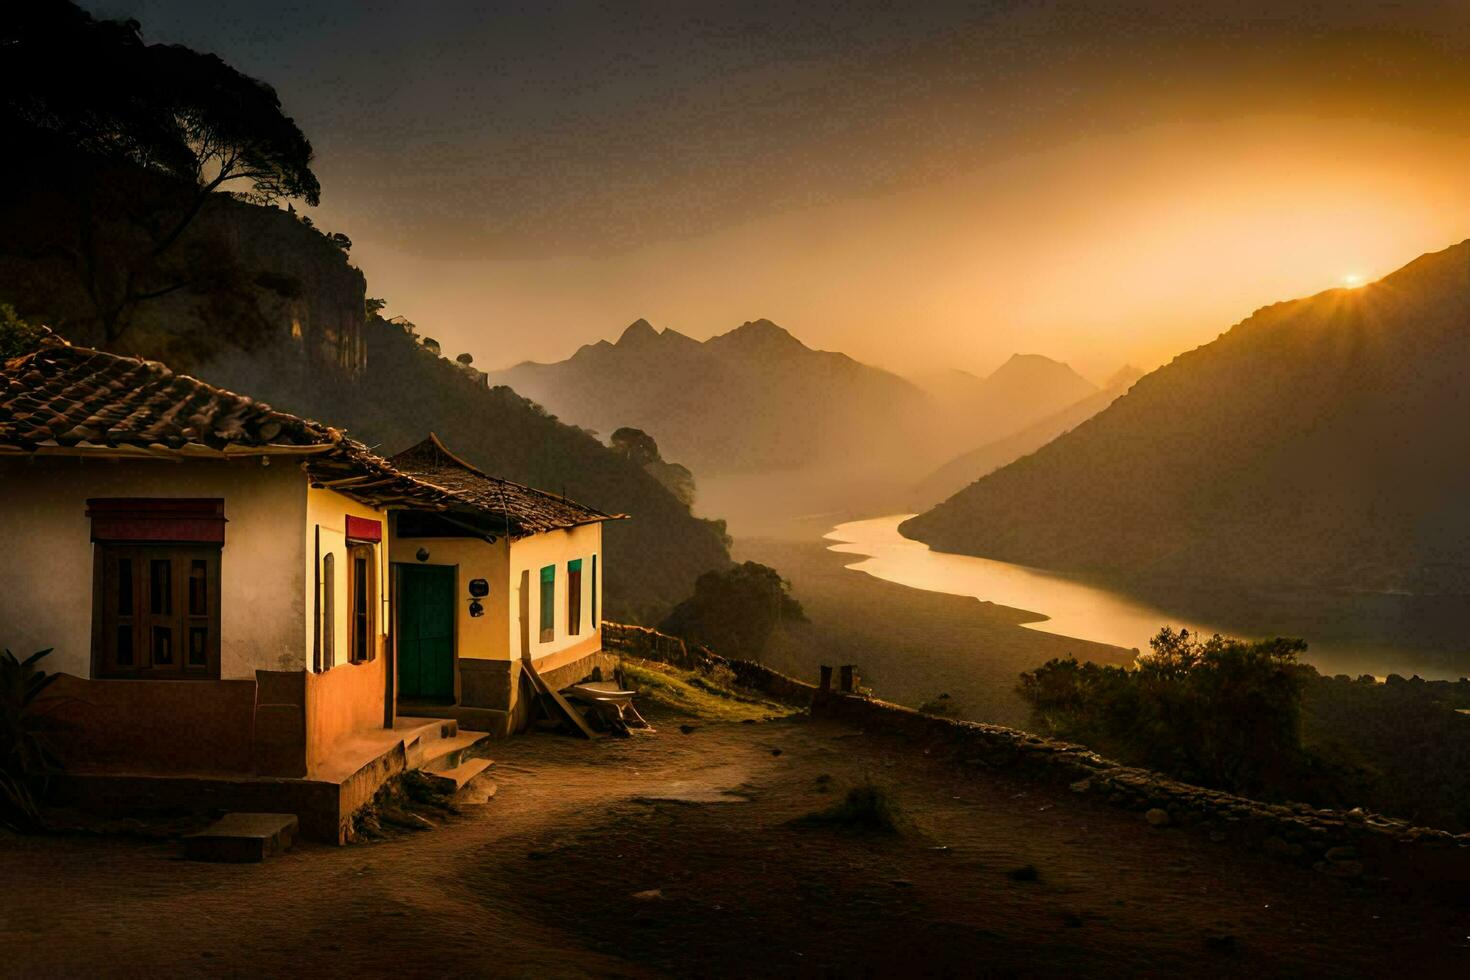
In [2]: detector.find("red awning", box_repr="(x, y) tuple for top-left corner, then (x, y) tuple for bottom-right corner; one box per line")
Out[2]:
(345, 515), (382, 543)
(86, 498), (226, 544)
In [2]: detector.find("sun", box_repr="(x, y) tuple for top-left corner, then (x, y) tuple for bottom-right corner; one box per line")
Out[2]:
(1341, 273), (1367, 289)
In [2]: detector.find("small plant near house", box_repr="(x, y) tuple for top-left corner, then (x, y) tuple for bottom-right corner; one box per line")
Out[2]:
(918, 692), (959, 717)
(0, 305), (46, 360)
(792, 781), (908, 834)
(0, 647), (63, 832)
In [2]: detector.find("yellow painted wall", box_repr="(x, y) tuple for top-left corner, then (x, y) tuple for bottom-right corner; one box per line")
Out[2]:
(388, 531), (510, 661)
(386, 521), (604, 668)
(509, 523), (603, 664)
(305, 486), (391, 671)
(0, 455), (308, 679)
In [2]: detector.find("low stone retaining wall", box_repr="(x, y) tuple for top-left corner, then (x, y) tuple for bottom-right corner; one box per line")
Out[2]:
(813, 689), (1470, 887)
(602, 622), (817, 705)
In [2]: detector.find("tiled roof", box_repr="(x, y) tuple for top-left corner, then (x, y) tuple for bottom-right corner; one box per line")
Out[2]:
(390, 434), (624, 537)
(1, 335), (623, 537)
(1, 334), (337, 452)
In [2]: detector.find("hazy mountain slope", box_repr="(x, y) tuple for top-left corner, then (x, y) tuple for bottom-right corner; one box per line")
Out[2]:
(913, 354), (1100, 448)
(489, 318), (935, 475)
(913, 365), (1143, 507)
(902, 241), (1470, 594)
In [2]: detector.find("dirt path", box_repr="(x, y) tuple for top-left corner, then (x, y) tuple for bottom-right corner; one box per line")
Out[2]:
(2, 710), (1466, 978)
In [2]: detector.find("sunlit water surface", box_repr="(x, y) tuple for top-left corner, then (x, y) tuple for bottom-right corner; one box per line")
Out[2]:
(826, 514), (1470, 680)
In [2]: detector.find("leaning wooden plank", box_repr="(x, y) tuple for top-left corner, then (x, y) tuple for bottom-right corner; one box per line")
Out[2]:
(522, 659), (598, 739)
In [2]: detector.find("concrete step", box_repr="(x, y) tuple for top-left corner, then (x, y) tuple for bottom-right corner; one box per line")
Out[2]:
(400, 721), (470, 770)
(419, 756), (494, 796)
(396, 716), (458, 743)
(182, 812), (297, 863)
(458, 775), (498, 805)
(418, 730), (493, 773)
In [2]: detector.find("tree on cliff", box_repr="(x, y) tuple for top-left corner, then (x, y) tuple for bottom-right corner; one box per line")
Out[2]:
(610, 427), (696, 507)
(659, 562), (806, 659)
(0, 1), (321, 344)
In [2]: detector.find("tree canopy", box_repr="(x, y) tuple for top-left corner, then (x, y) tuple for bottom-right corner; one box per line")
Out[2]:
(610, 426), (662, 467)
(1, 1), (319, 207)
(659, 561), (805, 659)
(610, 426), (697, 507)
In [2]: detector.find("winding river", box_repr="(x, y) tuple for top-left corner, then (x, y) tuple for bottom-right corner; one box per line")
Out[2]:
(826, 514), (1470, 681)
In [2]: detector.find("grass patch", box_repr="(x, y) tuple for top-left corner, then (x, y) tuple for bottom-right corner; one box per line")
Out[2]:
(792, 782), (907, 834)
(622, 659), (799, 723)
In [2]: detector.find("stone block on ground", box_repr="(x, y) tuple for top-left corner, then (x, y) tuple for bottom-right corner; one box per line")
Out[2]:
(181, 812), (298, 863)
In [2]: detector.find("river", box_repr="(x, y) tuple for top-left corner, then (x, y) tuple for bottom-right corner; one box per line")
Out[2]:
(826, 514), (1470, 681)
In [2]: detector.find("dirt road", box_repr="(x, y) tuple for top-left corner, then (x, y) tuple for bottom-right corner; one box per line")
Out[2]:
(2, 711), (1466, 978)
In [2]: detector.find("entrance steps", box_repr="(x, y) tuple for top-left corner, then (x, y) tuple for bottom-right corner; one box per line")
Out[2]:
(421, 757), (494, 795)
(397, 716), (495, 799)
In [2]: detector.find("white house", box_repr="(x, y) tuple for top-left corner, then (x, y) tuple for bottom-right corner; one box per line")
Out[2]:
(0, 335), (623, 839)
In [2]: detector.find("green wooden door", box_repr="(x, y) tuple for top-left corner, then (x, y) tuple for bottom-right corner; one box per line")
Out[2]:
(397, 564), (455, 701)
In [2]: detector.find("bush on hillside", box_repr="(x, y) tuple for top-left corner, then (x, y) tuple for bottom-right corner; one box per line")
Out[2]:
(1020, 628), (1470, 831)
(659, 561), (806, 660)
(1019, 628), (1312, 794)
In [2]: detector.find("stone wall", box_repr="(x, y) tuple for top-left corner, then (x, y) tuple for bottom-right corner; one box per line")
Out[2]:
(813, 689), (1470, 887)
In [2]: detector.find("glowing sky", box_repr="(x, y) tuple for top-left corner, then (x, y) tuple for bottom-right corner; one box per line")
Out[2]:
(98, 1), (1470, 379)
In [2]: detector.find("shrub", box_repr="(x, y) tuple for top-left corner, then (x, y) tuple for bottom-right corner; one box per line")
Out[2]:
(0, 305), (46, 359)
(0, 647), (62, 831)
(918, 692), (959, 717)
(794, 782), (906, 834)
(1018, 628), (1311, 794)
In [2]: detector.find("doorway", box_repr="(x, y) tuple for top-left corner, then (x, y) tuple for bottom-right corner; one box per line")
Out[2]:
(396, 563), (456, 702)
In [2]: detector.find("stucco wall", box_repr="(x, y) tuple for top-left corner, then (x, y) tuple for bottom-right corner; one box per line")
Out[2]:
(305, 486), (391, 670)
(0, 456), (307, 679)
(388, 532), (510, 662)
(510, 523), (603, 664)
(302, 488), (393, 759)
(305, 652), (386, 773)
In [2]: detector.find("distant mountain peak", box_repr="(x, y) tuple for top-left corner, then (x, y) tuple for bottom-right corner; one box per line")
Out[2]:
(1105, 364), (1145, 390)
(991, 352), (1069, 376)
(617, 318), (659, 345)
(714, 318), (809, 352)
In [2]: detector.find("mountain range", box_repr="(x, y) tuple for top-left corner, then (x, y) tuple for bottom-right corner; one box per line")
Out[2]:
(490, 318), (933, 475)
(490, 319), (1102, 485)
(902, 240), (1470, 595)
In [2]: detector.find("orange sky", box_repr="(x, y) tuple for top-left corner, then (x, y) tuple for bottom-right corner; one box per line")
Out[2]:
(351, 114), (1470, 381)
(125, 1), (1470, 382)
